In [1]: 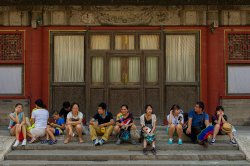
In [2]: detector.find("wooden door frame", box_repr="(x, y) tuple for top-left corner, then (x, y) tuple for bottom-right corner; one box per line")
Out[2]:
(86, 30), (164, 118)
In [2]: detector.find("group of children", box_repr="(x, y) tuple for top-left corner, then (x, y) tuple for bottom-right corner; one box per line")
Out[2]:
(9, 100), (237, 155)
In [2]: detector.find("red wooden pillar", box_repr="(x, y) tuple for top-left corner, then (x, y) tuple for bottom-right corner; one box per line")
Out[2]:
(28, 27), (43, 110)
(206, 28), (221, 116)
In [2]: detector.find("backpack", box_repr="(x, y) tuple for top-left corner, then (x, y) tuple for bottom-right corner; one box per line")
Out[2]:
(120, 129), (131, 141)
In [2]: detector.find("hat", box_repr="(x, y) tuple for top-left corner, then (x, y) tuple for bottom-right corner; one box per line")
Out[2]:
(221, 123), (232, 133)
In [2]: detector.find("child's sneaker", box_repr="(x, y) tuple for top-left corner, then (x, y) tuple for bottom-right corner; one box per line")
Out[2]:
(21, 139), (27, 146)
(93, 139), (99, 146)
(230, 138), (237, 145)
(49, 140), (57, 145)
(210, 138), (216, 144)
(40, 140), (49, 144)
(168, 138), (173, 144)
(98, 139), (105, 145)
(178, 139), (183, 145)
(13, 140), (20, 147)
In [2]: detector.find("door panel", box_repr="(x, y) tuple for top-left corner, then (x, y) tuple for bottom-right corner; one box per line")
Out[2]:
(52, 86), (85, 114)
(90, 89), (105, 116)
(165, 86), (198, 113)
(109, 89), (141, 117)
(145, 88), (161, 116)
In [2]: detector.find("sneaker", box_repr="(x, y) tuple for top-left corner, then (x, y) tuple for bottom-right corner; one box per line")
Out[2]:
(168, 138), (173, 144)
(116, 138), (122, 145)
(143, 148), (148, 155)
(40, 140), (49, 144)
(98, 139), (105, 145)
(151, 147), (157, 155)
(93, 139), (99, 146)
(21, 139), (27, 146)
(130, 139), (137, 145)
(230, 138), (237, 145)
(13, 140), (20, 147)
(178, 139), (183, 145)
(210, 138), (216, 144)
(49, 140), (57, 145)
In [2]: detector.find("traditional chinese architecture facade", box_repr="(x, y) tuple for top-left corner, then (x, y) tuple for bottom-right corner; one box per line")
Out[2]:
(0, 0), (250, 125)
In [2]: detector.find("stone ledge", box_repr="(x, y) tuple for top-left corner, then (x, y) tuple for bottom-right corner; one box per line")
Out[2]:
(0, 136), (15, 161)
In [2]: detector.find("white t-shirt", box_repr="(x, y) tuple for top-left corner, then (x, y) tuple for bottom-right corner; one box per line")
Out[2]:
(67, 111), (83, 123)
(167, 113), (184, 126)
(31, 108), (49, 128)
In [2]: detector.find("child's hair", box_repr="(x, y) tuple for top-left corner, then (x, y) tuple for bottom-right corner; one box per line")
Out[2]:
(216, 105), (224, 111)
(170, 104), (180, 111)
(15, 103), (23, 108)
(170, 104), (181, 115)
(53, 111), (59, 116)
(215, 105), (224, 116)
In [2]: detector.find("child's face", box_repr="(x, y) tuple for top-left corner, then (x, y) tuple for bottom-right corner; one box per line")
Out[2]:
(217, 109), (224, 115)
(15, 105), (23, 113)
(53, 114), (59, 120)
(173, 109), (180, 115)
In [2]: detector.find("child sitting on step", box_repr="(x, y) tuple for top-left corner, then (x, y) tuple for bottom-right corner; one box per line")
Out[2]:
(211, 106), (237, 145)
(41, 111), (65, 145)
(166, 104), (184, 145)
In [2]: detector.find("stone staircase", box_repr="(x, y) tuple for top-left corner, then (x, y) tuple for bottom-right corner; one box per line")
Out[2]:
(1, 126), (249, 166)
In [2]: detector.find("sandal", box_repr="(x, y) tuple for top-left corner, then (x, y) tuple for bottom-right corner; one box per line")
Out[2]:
(64, 138), (70, 144)
(78, 138), (84, 144)
(29, 137), (37, 144)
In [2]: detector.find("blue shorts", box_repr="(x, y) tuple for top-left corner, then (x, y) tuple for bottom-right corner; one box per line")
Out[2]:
(54, 129), (60, 136)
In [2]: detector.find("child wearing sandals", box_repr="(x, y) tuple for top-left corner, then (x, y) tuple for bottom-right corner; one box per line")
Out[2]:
(41, 111), (65, 145)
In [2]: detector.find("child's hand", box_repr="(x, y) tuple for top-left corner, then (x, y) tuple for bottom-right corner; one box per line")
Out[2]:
(170, 110), (173, 114)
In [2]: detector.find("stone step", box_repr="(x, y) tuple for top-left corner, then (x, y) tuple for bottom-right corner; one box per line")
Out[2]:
(50, 133), (232, 143)
(1, 160), (250, 166)
(13, 142), (239, 151)
(5, 150), (245, 161)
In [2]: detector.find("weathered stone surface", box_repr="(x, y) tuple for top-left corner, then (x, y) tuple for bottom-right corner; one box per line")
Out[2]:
(0, 5), (250, 26)
(235, 126), (250, 162)
(0, 136), (15, 161)
(221, 99), (250, 126)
